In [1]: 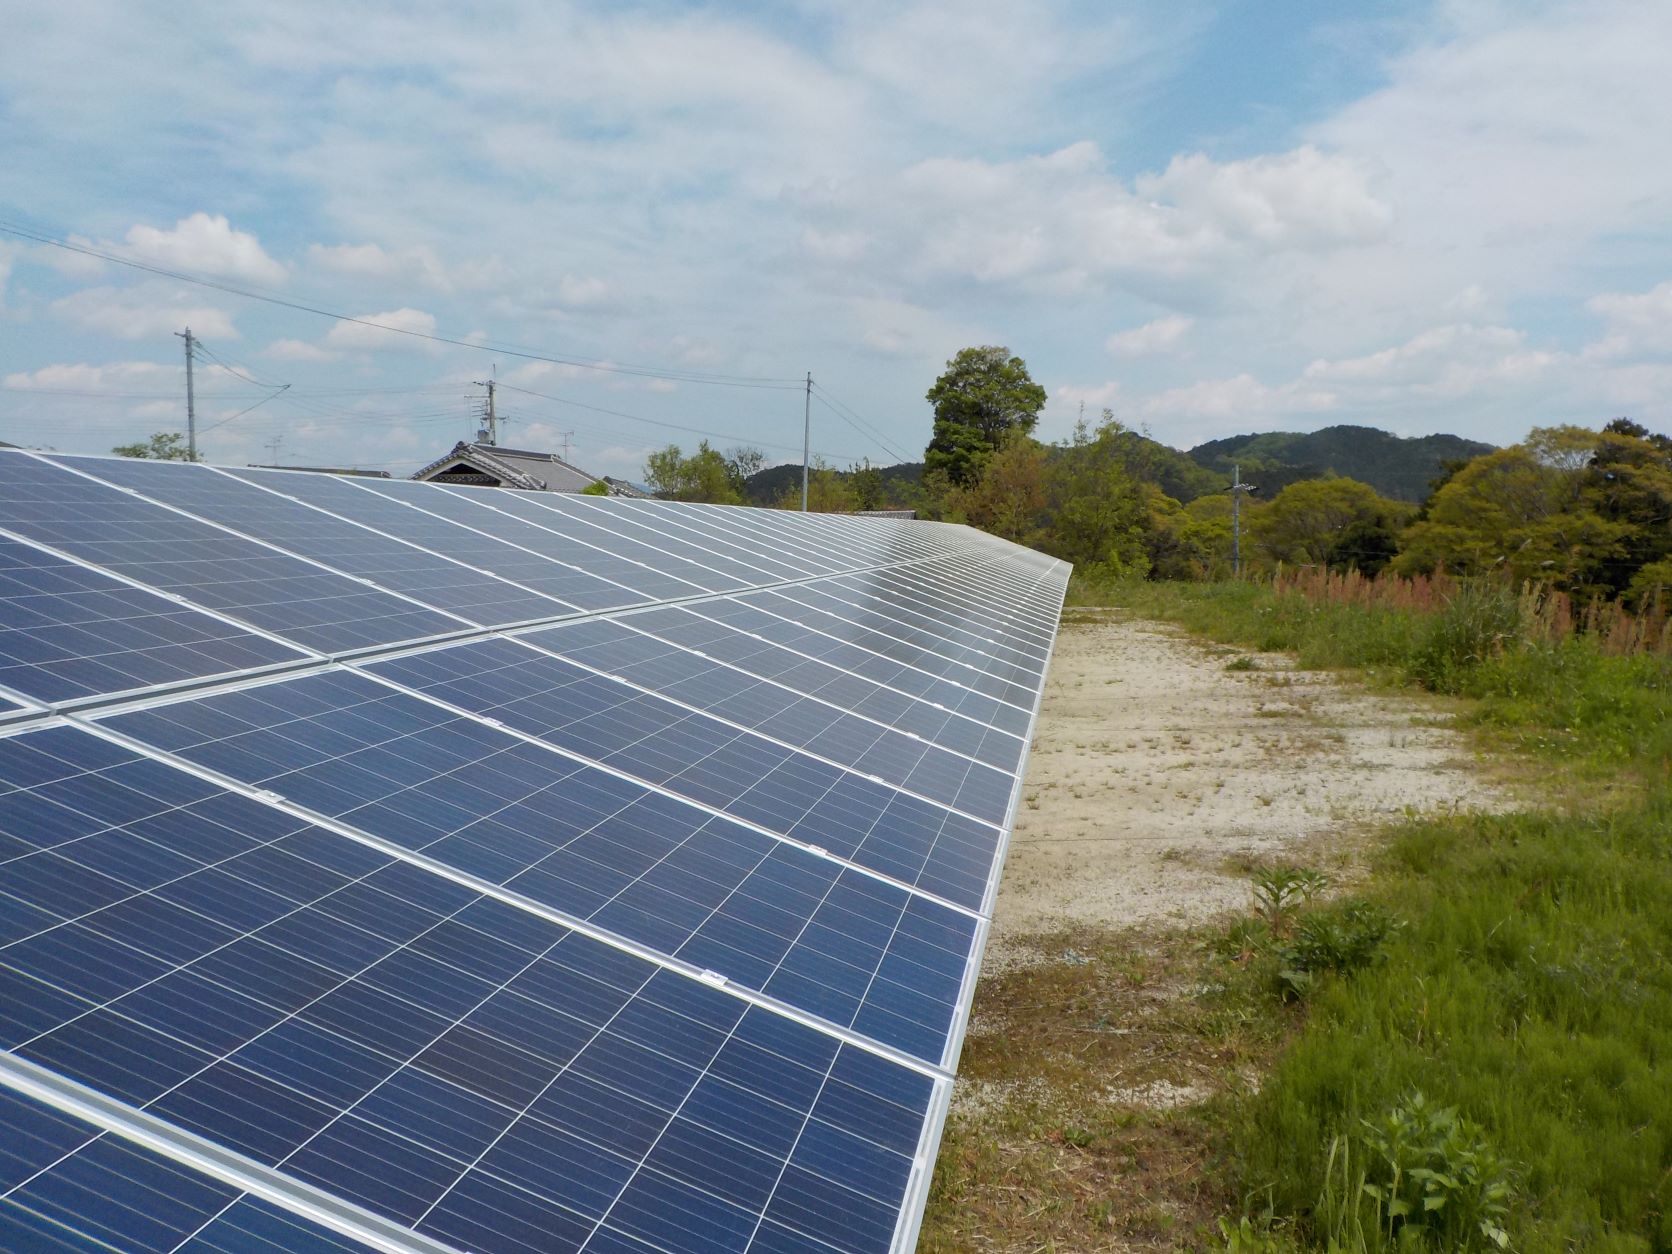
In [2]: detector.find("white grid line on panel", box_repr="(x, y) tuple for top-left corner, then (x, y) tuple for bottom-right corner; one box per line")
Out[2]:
(21, 452), (483, 636)
(424, 484), (726, 598)
(69, 716), (952, 1083)
(601, 602), (1031, 749)
(494, 632), (1009, 829)
(0, 1055), (463, 1254)
(343, 662), (986, 918)
(196, 463), (589, 624)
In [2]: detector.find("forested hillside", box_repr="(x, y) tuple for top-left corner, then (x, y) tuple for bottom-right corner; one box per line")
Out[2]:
(1189, 425), (1495, 501)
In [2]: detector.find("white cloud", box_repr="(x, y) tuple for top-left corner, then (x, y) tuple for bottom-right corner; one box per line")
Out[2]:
(1105, 315), (1192, 358)
(51, 284), (239, 340)
(797, 141), (1392, 299)
(1054, 381), (1122, 410)
(121, 213), (286, 285)
(324, 307), (439, 351)
(1139, 373), (1337, 424)
(32, 237), (108, 279)
(556, 275), (610, 308)
(4, 360), (175, 391)
(1136, 146), (1392, 249)
(262, 337), (340, 363)
(1584, 279), (1672, 360)
(307, 242), (449, 289)
(1303, 323), (1555, 399)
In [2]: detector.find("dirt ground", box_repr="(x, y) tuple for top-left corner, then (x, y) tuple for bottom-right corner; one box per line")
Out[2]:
(988, 609), (1502, 962)
(919, 610), (1508, 1252)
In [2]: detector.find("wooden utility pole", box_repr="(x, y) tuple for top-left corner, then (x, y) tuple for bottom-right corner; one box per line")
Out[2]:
(801, 372), (812, 511)
(176, 328), (197, 460)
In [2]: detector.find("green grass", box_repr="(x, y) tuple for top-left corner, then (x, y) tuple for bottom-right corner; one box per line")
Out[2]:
(1109, 580), (1672, 1253)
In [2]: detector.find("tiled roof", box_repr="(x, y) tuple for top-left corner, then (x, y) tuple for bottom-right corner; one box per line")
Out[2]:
(411, 441), (602, 492)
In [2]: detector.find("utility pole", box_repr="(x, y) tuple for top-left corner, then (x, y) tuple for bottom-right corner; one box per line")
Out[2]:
(1229, 463), (1257, 577)
(801, 372), (812, 512)
(176, 327), (197, 461)
(557, 431), (574, 461)
(474, 378), (498, 445)
(265, 434), (284, 466)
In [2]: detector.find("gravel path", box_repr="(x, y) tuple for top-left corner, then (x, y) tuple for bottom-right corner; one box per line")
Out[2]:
(988, 610), (1502, 960)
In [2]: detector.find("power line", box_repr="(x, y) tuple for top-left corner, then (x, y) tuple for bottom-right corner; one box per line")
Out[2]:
(493, 382), (866, 462)
(808, 384), (912, 463)
(0, 218), (807, 390)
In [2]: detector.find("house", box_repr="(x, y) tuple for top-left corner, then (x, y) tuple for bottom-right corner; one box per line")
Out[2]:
(411, 441), (645, 496)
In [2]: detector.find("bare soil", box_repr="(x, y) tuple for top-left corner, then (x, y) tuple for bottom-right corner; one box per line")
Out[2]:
(919, 611), (1506, 1253)
(990, 610), (1500, 961)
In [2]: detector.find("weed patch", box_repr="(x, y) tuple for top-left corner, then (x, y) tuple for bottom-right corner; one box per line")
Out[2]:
(1111, 582), (1672, 1253)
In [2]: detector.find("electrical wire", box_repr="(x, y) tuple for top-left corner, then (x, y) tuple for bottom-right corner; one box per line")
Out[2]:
(808, 384), (912, 463)
(493, 382), (864, 462)
(0, 218), (808, 390)
(811, 382), (912, 461)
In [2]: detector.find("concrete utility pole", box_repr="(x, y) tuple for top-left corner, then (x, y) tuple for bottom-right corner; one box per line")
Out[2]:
(474, 378), (498, 445)
(1229, 463), (1258, 577)
(176, 327), (197, 460)
(265, 434), (284, 466)
(801, 372), (812, 512)
(558, 430), (574, 461)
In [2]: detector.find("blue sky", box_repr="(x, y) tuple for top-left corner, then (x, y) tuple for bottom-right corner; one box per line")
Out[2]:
(2, 0), (1670, 479)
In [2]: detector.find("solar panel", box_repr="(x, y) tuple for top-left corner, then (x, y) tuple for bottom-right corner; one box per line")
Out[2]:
(0, 448), (1069, 1254)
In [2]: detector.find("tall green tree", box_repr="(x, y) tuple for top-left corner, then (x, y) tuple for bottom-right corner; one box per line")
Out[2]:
(643, 441), (743, 503)
(1252, 477), (1408, 572)
(850, 459), (884, 511)
(942, 434), (1048, 545)
(1393, 428), (1645, 592)
(924, 347), (1046, 486)
(1041, 417), (1151, 579)
(112, 432), (198, 462)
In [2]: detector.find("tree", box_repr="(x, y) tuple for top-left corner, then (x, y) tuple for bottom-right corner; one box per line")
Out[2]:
(775, 458), (857, 513)
(924, 347), (1047, 486)
(643, 441), (743, 504)
(943, 434), (1047, 545)
(850, 459), (884, 511)
(1040, 417), (1151, 579)
(1393, 439), (1628, 590)
(578, 479), (610, 496)
(723, 446), (766, 499)
(1253, 478), (1408, 571)
(113, 432), (198, 462)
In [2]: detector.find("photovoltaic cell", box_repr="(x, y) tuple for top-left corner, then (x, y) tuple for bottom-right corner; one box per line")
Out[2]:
(0, 1085), (393, 1254)
(678, 596), (1034, 738)
(0, 533), (310, 704)
(0, 455), (462, 653)
(611, 604), (1026, 772)
(357, 478), (713, 604)
(519, 619), (1018, 823)
(0, 447), (1068, 1254)
(100, 672), (980, 1063)
(225, 466), (648, 615)
(53, 456), (572, 629)
(364, 637), (1004, 910)
(0, 728), (939, 1254)
(738, 588), (1040, 709)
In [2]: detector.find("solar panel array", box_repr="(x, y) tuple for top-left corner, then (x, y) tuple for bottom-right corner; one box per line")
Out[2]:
(0, 448), (1068, 1254)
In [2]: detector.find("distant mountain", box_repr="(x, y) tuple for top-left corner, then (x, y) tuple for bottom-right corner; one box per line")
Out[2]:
(743, 461), (922, 507)
(734, 425), (1492, 509)
(1187, 425), (1496, 502)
